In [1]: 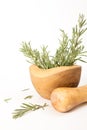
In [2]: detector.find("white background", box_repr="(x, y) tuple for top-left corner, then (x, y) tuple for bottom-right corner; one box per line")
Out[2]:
(0, 0), (87, 129)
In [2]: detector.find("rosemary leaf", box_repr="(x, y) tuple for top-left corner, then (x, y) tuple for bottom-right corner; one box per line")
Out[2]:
(4, 98), (12, 103)
(20, 14), (87, 68)
(21, 88), (29, 91)
(12, 103), (48, 119)
(24, 95), (33, 99)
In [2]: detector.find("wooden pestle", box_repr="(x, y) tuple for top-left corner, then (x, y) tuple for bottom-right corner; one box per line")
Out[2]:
(51, 85), (87, 112)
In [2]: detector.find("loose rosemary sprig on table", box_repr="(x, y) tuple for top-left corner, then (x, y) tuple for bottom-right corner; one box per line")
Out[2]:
(24, 95), (33, 99)
(12, 102), (48, 119)
(4, 98), (12, 103)
(20, 14), (87, 68)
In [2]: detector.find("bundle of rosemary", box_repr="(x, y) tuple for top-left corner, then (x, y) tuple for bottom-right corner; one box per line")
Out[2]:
(20, 14), (87, 69)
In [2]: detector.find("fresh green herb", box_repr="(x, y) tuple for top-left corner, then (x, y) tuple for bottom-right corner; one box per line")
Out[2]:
(20, 43), (53, 69)
(53, 14), (87, 66)
(20, 14), (87, 68)
(24, 95), (33, 99)
(12, 103), (48, 119)
(4, 98), (12, 103)
(21, 88), (29, 91)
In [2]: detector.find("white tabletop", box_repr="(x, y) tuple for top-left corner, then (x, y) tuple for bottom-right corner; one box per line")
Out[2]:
(0, 0), (87, 129)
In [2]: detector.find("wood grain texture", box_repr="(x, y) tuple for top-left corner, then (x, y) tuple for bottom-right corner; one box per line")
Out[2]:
(51, 85), (87, 112)
(29, 65), (81, 99)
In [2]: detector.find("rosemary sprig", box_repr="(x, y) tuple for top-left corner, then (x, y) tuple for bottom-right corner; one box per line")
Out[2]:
(4, 98), (12, 103)
(12, 103), (48, 119)
(21, 88), (29, 91)
(20, 14), (87, 68)
(24, 95), (33, 99)
(20, 42), (53, 69)
(53, 14), (87, 66)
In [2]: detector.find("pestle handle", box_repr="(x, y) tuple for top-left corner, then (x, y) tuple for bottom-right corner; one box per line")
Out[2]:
(51, 85), (87, 112)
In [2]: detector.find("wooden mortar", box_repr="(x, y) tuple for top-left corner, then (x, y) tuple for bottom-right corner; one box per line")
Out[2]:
(29, 65), (81, 99)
